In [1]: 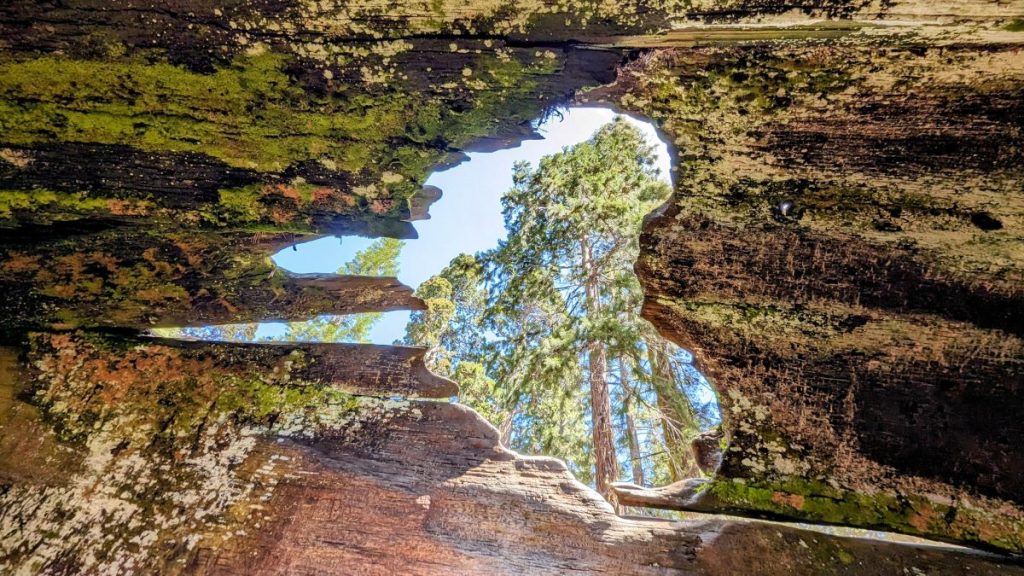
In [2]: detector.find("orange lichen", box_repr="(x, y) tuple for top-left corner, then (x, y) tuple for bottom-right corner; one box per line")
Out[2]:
(105, 199), (151, 216)
(1, 252), (41, 274)
(269, 207), (296, 224)
(370, 199), (394, 214)
(272, 184), (305, 204)
(772, 492), (806, 510)
(312, 187), (339, 203)
(908, 507), (939, 532)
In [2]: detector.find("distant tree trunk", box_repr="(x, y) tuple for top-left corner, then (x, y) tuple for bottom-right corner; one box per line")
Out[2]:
(589, 339), (617, 496)
(582, 234), (617, 497)
(648, 339), (700, 481)
(620, 357), (645, 486)
(498, 408), (517, 447)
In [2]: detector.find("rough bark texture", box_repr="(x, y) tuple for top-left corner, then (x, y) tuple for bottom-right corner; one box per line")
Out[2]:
(37, 332), (459, 399)
(1, 0), (1024, 572)
(582, 234), (619, 497)
(0, 230), (424, 340)
(587, 33), (1024, 552)
(3, 345), (1023, 574)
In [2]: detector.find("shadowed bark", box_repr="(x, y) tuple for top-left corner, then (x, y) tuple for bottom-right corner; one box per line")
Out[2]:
(588, 38), (1024, 551)
(0, 229), (424, 340)
(136, 335), (459, 399)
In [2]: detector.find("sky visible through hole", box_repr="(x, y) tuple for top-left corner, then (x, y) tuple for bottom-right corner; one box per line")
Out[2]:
(238, 106), (720, 425)
(266, 107), (673, 343)
(156, 104), (723, 482)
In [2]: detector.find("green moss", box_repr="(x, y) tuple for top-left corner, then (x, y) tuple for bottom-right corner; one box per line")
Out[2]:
(213, 374), (361, 424)
(711, 478), (917, 535)
(1, 46), (572, 232)
(660, 297), (848, 348)
(707, 478), (1024, 553)
(0, 52), (335, 172)
(30, 332), (366, 441)
(217, 186), (266, 223)
(0, 188), (112, 223)
(215, 181), (328, 225)
(1005, 19), (1024, 32)
(0, 48), (556, 176)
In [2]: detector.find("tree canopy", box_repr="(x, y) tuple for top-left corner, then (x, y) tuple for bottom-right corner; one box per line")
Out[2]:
(403, 118), (720, 494)
(159, 119), (721, 494)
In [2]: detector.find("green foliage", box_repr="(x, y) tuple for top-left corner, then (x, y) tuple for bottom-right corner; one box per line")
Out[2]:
(342, 237), (402, 276)
(489, 117), (668, 319)
(450, 361), (501, 425)
(217, 186), (267, 223)
(404, 276), (457, 364)
(404, 118), (715, 488)
(483, 118), (675, 485)
(403, 253), (487, 363)
(154, 323), (259, 342)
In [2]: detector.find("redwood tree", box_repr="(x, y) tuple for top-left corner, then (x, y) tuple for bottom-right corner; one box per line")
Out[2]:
(482, 118), (670, 495)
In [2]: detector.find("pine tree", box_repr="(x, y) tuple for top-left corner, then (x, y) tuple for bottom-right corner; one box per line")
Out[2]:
(648, 338), (702, 481)
(482, 118), (670, 496)
(401, 255), (514, 433)
(152, 322), (258, 342)
(403, 118), (718, 493)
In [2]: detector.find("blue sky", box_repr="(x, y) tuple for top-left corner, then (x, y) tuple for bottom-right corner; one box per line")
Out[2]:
(265, 106), (674, 343)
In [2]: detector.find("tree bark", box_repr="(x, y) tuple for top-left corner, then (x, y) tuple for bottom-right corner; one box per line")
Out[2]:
(7, 360), (1022, 575)
(498, 408), (517, 447)
(581, 234), (618, 497)
(621, 357), (646, 486)
(611, 39), (1024, 550)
